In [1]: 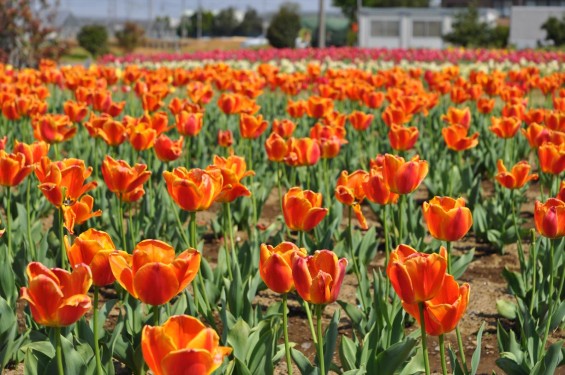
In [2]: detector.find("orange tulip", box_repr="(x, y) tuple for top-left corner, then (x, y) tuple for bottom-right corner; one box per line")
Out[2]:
(62, 195), (102, 234)
(335, 170), (369, 230)
(272, 119), (296, 139)
(306, 96), (333, 118)
(0, 151), (33, 187)
(522, 123), (553, 148)
(109, 239), (201, 306)
(317, 136), (343, 159)
(292, 250), (347, 304)
(218, 130), (233, 148)
(260, 242), (307, 294)
(282, 187), (328, 232)
(207, 154), (254, 203)
(387, 244), (447, 304)
(96, 119), (128, 146)
(348, 111), (374, 131)
(363, 166), (399, 205)
(35, 157), (97, 207)
(154, 134), (184, 162)
(362, 91), (385, 109)
(538, 142), (565, 175)
(442, 125), (479, 151)
(142, 315), (232, 375)
(441, 107), (471, 129)
(101, 156), (151, 203)
(163, 167), (223, 212)
(287, 99), (308, 118)
(13, 140), (49, 166)
(176, 111), (203, 137)
(265, 132), (289, 162)
(490, 116), (521, 139)
(284, 137), (321, 167)
(128, 123), (157, 151)
(240, 113), (268, 139)
(65, 228), (118, 286)
(402, 274), (470, 336)
(545, 111), (565, 133)
(383, 153), (428, 194)
(217, 92), (242, 115)
(63, 100), (88, 123)
(32, 114), (76, 144)
(495, 160), (538, 189)
(19, 262), (92, 327)
(534, 198), (565, 239)
(382, 105), (412, 127)
(388, 124), (419, 151)
(476, 97), (495, 114)
(423, 196), (473, 242)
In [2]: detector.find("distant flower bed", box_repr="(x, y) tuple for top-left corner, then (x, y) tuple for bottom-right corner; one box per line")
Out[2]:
(98, 46), (565, 66)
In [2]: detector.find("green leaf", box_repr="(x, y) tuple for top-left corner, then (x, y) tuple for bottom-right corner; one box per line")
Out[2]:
(323, 310), (340, 372)
(451, 249), (474, 280)
(496, 299), (517, 320)
(339, 336), (358, 371)
(373, 338), (418, 375)
(290, 347), (318, 375)
(470, 322), (485, 375)
(227, 319), (250, 361)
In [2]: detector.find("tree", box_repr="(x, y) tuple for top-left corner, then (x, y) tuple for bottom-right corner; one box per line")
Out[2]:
(177, 10), (214, 38)
(212, 7), (239, 37)
(267, 3), (301, 48)
(115, 22), (145, 53)
(234, 8), (264, 37)
(443, 4), (508, 48)
(0, 0), (68, 67)
(542, 14), (565, 46)
(333, 0), (428, 21)
(77, 25), (108, 57)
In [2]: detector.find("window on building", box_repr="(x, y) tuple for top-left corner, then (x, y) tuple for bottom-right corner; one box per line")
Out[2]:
(412, 20), (442, 37)
(370, 20), (400, 37)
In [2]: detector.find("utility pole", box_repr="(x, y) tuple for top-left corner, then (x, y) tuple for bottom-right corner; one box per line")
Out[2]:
(318, 0), (326, 48)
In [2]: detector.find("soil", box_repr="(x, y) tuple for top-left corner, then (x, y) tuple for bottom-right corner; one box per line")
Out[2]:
(8, 179), (565, 375)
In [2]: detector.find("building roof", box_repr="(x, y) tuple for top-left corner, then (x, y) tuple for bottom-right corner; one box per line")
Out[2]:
(358, 6), (499, 17)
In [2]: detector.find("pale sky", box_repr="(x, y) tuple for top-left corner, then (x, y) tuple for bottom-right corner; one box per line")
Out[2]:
(57, 0), (341, 20)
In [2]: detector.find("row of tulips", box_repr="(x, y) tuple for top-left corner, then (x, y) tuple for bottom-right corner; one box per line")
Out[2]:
(0, 58), (565, 374)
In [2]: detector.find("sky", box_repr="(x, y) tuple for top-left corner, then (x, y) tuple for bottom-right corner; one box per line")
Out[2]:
(57, 0), (341, 20)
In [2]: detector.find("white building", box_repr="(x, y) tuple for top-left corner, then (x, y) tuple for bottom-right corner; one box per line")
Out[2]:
(358, 7), (499, 49)
(509, 6), (565, 48)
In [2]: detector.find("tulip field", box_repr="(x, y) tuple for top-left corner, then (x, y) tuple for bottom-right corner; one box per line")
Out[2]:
(1, 47), (565, 374)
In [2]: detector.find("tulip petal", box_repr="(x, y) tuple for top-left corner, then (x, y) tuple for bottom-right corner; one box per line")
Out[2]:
(161, 349), (215, 375)
(134, 263), (179, 306)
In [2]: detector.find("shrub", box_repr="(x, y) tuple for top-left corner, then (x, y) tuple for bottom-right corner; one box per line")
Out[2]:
(115, 22), (145, 53)
(443, 4), (508, 48)
(266, 3), (301, 48)
(542, 14), (565, 46)
(77, 24), (108, 57)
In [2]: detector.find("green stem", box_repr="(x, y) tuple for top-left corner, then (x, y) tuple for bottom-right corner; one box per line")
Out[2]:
(185, 136), (192, 168)
(316, 305), (325, 375)
(541, 238), (556, 357)
(223, 203), (233, 280)
(6, 188), (12, 262)
(456, 326), (469, 375)
(226, 202), (236, 267)
(93, 286), (103, 375)
(529, 230), (537, 315)
(446, 241), (452, 275)
(128, 205), (135, 250)
(277, 163), (283, 211)
(510, 197), (526, 273)
(26, 179), (36, 260)
(55, 327), (64, 375)
(348, 206), (368, 310)
(398, 194), (405, 244)
(153, 305), (160, 326)
(59, 208), (67, 269)
(117, 199), (127, 251)
(418, 302), (431, 375)
(303, 300), (317, 344)
(54, 143), (60, 160)
(282, 294), (292, 375)
(439, 335), (448, 375)
(168, 193), (189, 247)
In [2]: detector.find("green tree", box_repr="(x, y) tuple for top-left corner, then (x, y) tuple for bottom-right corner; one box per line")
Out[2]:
(0, 0), (68, 67)
(177, 10), (214, 38)
(115, 22), (145, 53)
(333, 0), (428, 21)
(212, 7), (239, 36)
(443, 4), (508, 48)
(267, 2), (301, 48)
(77, 24), (108, 57)
(541, 14), (565, 46)
(234, 8), (264, 37)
